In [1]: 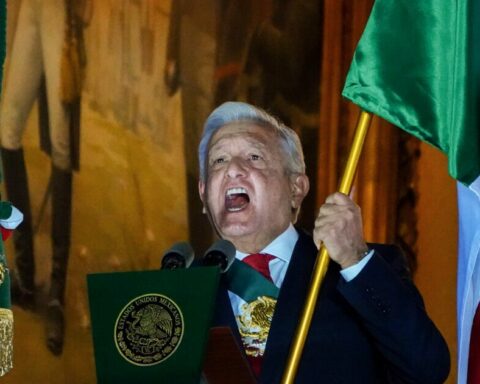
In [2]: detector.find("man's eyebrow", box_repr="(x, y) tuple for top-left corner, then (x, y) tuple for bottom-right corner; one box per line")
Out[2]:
(207, 143), (226, 156)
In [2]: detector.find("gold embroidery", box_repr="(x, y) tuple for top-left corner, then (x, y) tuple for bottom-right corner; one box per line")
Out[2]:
(0, 264), (5, 286)
(237, 296), (277, 357)
(0, 309), (13, 376)
(114, 294), (184, 366)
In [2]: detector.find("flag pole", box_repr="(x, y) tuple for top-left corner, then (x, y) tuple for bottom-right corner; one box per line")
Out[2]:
(280, 110), (373, 384)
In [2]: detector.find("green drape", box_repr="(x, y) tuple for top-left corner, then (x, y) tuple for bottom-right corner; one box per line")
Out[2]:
(343, 0), (480, 188)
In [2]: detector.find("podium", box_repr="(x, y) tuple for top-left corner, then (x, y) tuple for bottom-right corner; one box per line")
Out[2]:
(87, 267), (256, 383)
(203, 327), (256, 384)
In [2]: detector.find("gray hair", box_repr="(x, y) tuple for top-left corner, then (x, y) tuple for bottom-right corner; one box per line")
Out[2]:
(198, 102), (306, 181)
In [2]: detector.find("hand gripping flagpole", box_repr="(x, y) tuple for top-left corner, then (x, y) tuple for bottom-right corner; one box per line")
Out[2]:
(280, 110), (372, 384)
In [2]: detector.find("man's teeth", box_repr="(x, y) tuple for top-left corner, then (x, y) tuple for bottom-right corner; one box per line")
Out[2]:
(225, 187), (249, 212)
(226, 187), (247, 196)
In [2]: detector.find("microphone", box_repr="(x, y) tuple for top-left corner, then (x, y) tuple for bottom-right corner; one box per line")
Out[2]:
(161, 241), (195, 270)
(202, 239), (236, 273)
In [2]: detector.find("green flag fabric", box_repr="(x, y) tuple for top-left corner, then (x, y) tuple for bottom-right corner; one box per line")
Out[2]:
(342, 0), (480, 194)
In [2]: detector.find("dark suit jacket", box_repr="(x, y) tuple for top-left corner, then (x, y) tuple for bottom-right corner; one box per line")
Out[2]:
(212, 229), (450, 383)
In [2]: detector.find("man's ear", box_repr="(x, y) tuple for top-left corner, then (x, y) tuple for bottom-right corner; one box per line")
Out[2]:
(290, 173), (310, 209)
(198, 180), (210, 216)
(198, 181), (208, 214)
(198, 180), (206, 204)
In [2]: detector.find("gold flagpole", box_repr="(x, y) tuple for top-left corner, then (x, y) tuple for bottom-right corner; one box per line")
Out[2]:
(280, 110), (373, 384)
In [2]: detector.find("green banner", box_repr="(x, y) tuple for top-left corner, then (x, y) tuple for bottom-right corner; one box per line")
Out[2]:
(225, 260), (279, 302)
(87, 267), (220, 384)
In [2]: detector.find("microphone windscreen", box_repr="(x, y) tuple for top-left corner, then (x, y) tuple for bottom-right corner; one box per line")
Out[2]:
(202, 239), (236, 272)
(161, 241), (195, 270)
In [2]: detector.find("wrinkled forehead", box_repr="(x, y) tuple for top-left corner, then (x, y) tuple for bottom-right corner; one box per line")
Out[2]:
(208, 121), (279, 150)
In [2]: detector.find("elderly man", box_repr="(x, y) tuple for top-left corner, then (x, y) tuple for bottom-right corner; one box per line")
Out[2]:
(198, 102), (450, 383)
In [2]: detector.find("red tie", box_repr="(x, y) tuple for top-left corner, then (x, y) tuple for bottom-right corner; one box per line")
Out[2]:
(242, 253), (276, 282)
(240, 253), (276, 378)
(468, 302), (480, 383)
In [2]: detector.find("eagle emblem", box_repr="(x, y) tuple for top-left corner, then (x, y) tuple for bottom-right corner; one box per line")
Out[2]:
(114, 294), (183, 366)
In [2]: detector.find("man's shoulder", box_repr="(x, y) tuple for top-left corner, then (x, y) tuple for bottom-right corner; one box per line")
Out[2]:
(294, 230), (406, 261)
(293, 229), (412, 277)
(294, 228), (317, 252)
(292, 230), (404, 259)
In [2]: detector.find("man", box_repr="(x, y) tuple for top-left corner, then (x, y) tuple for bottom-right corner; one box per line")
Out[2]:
(198, 102), (450, 383)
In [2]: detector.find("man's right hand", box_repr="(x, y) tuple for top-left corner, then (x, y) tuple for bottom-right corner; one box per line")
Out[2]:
(313, 192), (369, 270)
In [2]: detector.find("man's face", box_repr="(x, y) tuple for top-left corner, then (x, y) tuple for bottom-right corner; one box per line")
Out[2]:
(199, 122), (309, 253)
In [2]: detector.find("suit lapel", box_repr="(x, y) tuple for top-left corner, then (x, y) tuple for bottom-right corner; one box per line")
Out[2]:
(260, 230), (318, 382)
(211, 230), (341, 383)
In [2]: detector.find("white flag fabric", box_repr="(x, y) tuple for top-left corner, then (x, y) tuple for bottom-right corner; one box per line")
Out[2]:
(457, 182), (480, 384)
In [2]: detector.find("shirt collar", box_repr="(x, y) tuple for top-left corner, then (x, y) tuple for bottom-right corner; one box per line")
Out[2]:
(236, 223), (298, 262)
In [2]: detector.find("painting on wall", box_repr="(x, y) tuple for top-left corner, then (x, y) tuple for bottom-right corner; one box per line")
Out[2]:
(0, 1), (325, 382)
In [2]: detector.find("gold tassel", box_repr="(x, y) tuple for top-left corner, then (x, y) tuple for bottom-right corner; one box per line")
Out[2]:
(0, 308), (13, 376)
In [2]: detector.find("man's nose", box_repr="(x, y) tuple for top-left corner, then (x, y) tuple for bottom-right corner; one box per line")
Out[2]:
(226, 157), (247, 178)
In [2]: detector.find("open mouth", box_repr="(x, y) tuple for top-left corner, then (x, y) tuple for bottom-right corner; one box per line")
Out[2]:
(225, 187), (250, 212)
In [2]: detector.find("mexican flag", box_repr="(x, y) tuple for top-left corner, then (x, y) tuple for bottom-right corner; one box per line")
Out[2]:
(342, 0), (480, 194)
(342, 1), (480, 383)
